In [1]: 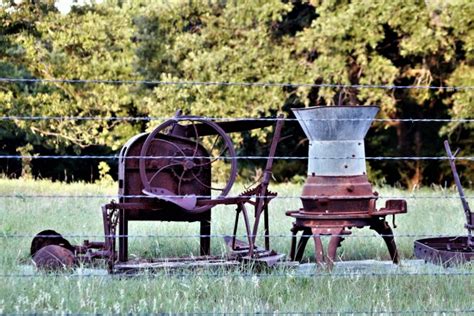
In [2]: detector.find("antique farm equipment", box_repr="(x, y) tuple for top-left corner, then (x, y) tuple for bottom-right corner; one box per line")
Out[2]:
(109, 112), (286, 270)
(113, 113), (236, 263)
(31, 112), (285, 271)
(414, 140), (474, 266)
(286, 106), (407, 268)
(30, 229), (107, 269)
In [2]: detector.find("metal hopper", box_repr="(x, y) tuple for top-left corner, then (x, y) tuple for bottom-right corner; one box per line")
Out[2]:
(293, 105), (379, 177)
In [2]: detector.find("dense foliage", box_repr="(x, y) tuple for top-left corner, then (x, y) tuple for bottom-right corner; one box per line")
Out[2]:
(0, 0), (472, 187)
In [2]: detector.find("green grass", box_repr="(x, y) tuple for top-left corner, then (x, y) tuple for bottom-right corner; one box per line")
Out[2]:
(0, 178), (473, 313)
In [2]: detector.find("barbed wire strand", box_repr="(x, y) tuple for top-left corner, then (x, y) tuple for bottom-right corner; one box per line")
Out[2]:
(2, 77), (474, 90)
(1, 115), (473, 123)
(0, 194), (472, 199)
(1, 155), (473, 160)
(2, 311), (473, 316)
(1, 233), (472, 239)
(0, 272), (473, 279)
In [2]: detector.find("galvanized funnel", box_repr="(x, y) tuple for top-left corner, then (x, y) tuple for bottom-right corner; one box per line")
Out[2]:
(292, 106), (379, 176)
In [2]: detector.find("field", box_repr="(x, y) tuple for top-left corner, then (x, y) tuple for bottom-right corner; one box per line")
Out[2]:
(0, 178), (473, 314)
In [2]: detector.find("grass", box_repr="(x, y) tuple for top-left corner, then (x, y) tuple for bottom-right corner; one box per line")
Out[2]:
(0, 178), (473, 314)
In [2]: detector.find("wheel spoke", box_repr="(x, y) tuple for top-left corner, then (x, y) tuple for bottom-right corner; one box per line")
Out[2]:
(177, 169), (187, 196)
(209, 135), (220, 154)
(191, 170), (225, 191)
(190, 122), (201, 157)
(150, 138), (187, 158)
(195, 146), (229, 167)
(149, 162), (181, 184)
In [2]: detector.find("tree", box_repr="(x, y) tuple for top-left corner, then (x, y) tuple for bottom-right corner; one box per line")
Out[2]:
(134, 0), (307, 130)
(293, 0), (473, 188)
(131, 0), (314, 179)
(1, 0), (471, 186)
(1, 0), (140, 179)
(133, 0), (473, 187)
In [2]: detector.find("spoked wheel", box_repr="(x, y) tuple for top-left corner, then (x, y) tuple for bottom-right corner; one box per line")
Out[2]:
(139, 116), (237, 213)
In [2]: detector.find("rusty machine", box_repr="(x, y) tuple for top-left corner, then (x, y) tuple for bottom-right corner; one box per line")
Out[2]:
(31, 112), (286, 271)
(286, 106), (407, 268)
(414, 140), (474, 266)
(30, 106), (415, 272)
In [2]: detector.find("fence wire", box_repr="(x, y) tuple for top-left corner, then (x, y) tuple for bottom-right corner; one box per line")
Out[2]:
(205, 312), (471, 315)
(1, 272), (473, 278)
(0, 194), (472, 199)
(2, 77), (474, 90)
(2, 311), (474, 316)
(1, 233), (471, 239)
(2, 312), (472, 316)
(1, 155), (473, 161)
(1, 115), (473, 123)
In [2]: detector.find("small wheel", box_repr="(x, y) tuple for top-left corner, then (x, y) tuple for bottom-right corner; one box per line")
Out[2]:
(139, 116), (237, 213)
(33, 245), (75, 270)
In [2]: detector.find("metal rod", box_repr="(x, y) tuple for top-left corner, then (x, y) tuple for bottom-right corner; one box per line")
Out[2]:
(249, 114), (285, 253)
(443, 140), (473, 247)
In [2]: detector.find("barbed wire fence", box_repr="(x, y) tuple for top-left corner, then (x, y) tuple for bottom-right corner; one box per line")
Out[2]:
(0, 78), (473, 315)
(2, 77), (474, 89)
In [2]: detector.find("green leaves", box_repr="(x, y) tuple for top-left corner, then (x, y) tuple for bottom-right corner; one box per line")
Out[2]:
(1, 1), (140, 153)
(135, 0), (304, 126)
(0, 0), (472, 185)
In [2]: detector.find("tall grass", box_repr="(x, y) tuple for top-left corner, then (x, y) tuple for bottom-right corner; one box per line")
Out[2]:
(0, 179), (473, 313)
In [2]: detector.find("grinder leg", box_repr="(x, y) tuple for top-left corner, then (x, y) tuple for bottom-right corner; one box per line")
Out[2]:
(311, 228), (345, 269)
(295, 228), (312, 261)
(370, 219), (400, 264)
(326, 232), (344, 269)
(310, 228), (325, 265)
(200, 218), (211, 256)
(118, 209), (128, 262)
(102, 205), (116, 268)
(312, 234), (325, 265)
(289, 227), (298, 260)
(231, 205), (241, 250)
(263, 204), (270, 251)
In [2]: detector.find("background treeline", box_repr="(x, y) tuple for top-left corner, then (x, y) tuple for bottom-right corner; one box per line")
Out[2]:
(0, 0), (472, 188)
